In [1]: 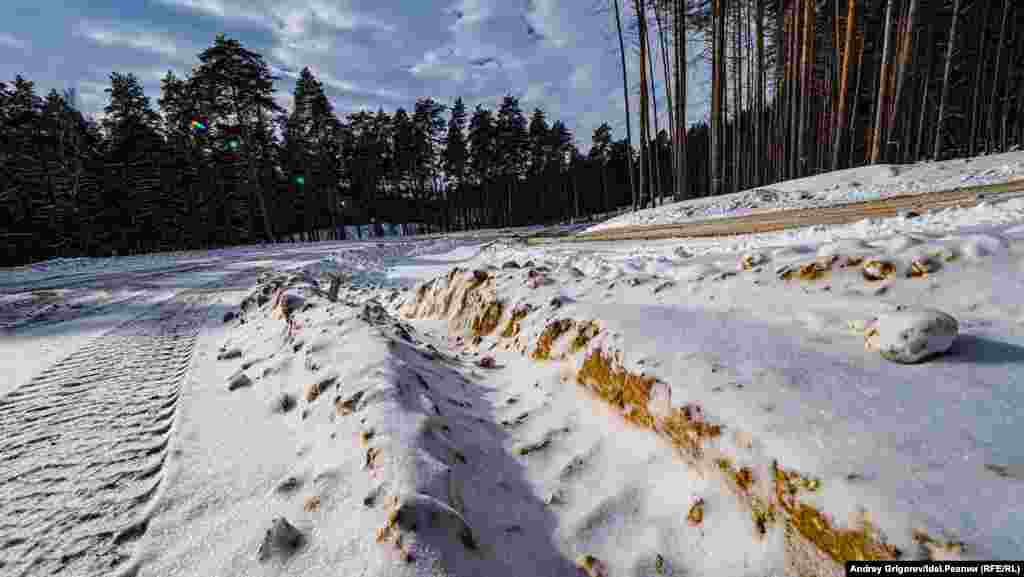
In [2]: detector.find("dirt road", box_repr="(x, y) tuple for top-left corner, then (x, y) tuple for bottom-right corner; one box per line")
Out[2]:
(527, 179), (1024, 244)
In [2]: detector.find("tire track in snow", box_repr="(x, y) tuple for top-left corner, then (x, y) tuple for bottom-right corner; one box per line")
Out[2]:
(0, 293), (208, 577)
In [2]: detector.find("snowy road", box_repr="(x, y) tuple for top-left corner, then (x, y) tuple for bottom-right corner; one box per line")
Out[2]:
(556, 178), (1024, 243)
(0, 292), (207, 576)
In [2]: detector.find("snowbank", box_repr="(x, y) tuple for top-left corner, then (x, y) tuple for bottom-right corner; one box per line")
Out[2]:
(588, 150), (1024, 233)
(391, 215), (1024, 572)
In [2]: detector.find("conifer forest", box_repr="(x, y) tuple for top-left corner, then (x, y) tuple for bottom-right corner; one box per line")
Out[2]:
(2, 0), (1022, 267)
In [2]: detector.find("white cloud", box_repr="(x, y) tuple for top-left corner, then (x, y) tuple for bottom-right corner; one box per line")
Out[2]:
(525, 0), (571, 48)
(569, 65), (592, 92)
(446, 0), (497, 32)
(0, 32), (26, 50)
(410, 50), (466, 83)
(76, 21), (184, 59)
(76, 80), (110, 117)
(523, 82), (552, 104)
(156, 0), (394, 34)
(154, 0), (269, 23)
(288, 65), (405, 103)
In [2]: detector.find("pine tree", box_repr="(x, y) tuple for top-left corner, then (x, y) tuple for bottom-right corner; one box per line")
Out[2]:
(442, 97), (468, 229)
(192, 34), (282, 242)
(467, 105), (496, 227)
(590, 122), (613, 214)
(496, 95), (528, 227)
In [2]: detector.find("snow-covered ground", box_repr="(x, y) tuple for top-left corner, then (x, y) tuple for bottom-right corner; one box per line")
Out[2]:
(588, 150), (1024, 232)
(2, 152), (1024, 577)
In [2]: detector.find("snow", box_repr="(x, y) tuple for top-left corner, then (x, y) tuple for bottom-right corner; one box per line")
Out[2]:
(587, 150), (1024, 233)
(3, 151), (1024, 577)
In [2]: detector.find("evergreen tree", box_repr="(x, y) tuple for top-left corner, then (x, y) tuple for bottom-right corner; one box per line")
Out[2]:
(442, 98), (468, 229)
(192, 34), (282, 242)
(101, 72), (161, 158)
(590, 122), (613, 214)
(467, 105), (496, 227)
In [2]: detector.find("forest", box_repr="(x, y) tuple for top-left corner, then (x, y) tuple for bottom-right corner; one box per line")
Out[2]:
(1, 0), (1022, 267)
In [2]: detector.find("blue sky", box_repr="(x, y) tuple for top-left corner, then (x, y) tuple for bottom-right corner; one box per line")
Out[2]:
(0, 0), (709, 151)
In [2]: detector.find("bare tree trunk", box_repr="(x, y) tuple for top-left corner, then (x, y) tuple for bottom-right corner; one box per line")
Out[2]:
(788, 1), (801, 179)
(796, 0), (814, 176)
(673, 0), (688, 201)
(636, 0), (651, 209)
(656, 0), (675, 193)
(969, 6), (991, 157)
(613, 0), (638, 211)
(645, 5), (663, 206)
(888, 0), (918, 163)
(754, 0), (764, 187)
(915, 24), (937, 161)
(988, 0), (1012, 153)
(732, 0), (742, 193)
(711, 0), (725, 196)
(849, 31), (865, 167)
(833, 0), (857, 170)
(1002, 13), (1019, 151)
(933, 0), (961, 160)
(870, 0), (895, 164)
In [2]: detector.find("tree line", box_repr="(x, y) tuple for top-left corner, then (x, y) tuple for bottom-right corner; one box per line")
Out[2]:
(4, 0), (1023, 266)
(0, 35), (650, 266)
(617, 0), (1023, 207)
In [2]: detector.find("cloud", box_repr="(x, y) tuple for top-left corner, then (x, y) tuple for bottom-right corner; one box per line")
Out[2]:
(410, 50), (466, 83)
(156, 0), (395, 34)
(76, 80), (111, 117)
(154, 0), (272, 23)
(569, 65), (592, 92)
(0, 32), (26, 50)
(446, 0), (497, 32)
(76, 21), (184, 59)
(523, 82), (551, 104)
(287, 65), (406, 103)
(524, 0), (570, 48)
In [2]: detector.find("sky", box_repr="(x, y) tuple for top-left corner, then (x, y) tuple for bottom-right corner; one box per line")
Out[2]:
(0, 0), (710, 152)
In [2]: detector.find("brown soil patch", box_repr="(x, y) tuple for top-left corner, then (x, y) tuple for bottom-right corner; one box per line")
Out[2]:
(775, 462), (898, 563)
(501, 304), (532, 338)
(472, 300), (505, 338)
(532, 319), (576, 360)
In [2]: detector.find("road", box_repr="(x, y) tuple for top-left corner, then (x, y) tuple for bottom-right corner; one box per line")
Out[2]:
(526, 179), (1024, 244)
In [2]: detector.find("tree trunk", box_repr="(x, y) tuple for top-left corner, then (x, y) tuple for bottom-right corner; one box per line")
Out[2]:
(711, 0), (724, 196)
(797, 0), (814, 175)
(754, 0), (764, 186)
(969, 6), (991, 157)
(887, 0), (918, 163)
(1002, 13), (1020, 151)
(832, 0), (857, 170)
(933, 0), (962, 160)
(636, 0), (651, 209)
(849, 31), (865, 167)
(613, 0), (637, 211)
(988, 0), (1012, 153)
(915, 23), (937, 161)
(788, 0), (801, 179)
(673, 0), (688, 201)
(870, 0), (895, 164)
(656, 0), (675, 195)
(645, 5), (662, 206)
(732, 0), (742, 193)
